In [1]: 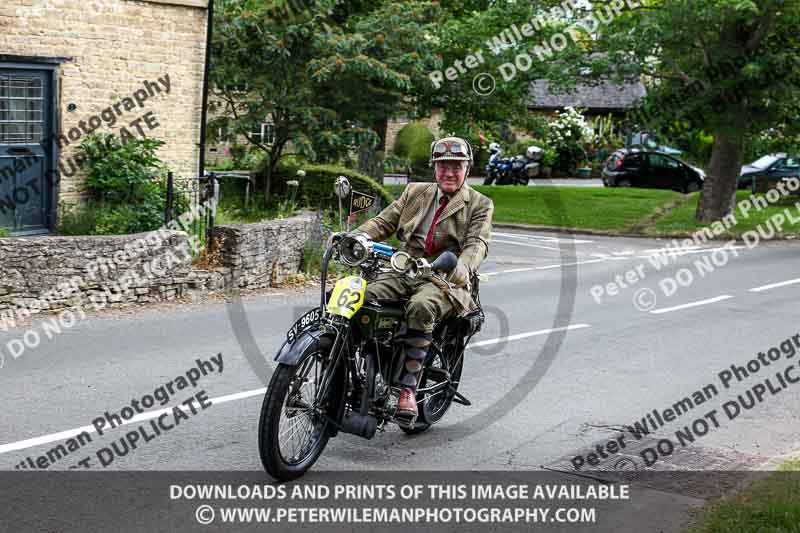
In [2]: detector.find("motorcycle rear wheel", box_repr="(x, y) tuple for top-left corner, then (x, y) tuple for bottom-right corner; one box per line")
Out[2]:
(259, 349), (335, 480)
(400, 341), (465, 435)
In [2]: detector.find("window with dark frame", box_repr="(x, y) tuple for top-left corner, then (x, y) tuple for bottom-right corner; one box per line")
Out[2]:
(0, 75), (43, 144)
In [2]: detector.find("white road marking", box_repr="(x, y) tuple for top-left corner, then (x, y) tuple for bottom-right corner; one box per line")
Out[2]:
(749, 278), (800, 293)
(493, 231), (559, 242)
(493, 239), (561, 252)
(536, 258), (608, 270)
(484, 256), (612, 275)
(467, 324), (591, 348)
(0, 388), (270, 457)
(588, 253), (627, 261)
(483, 268), (535, 277)
(641, 245), (703, 253)
(0, 325), (589, 457)
(493, 231), (594, 244)
(650, 295), (733, 315)
(635, 245), (745, 259)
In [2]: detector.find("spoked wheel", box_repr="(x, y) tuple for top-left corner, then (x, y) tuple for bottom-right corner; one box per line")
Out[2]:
(259, 348), (336, 481)
(400, 339), (465, 435)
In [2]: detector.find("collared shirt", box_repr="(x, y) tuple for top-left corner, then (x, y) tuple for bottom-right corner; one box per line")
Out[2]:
(411, 186), (453, 247)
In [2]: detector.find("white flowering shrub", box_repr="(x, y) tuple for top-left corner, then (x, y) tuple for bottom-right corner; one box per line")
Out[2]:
(547, 107), (592, 174)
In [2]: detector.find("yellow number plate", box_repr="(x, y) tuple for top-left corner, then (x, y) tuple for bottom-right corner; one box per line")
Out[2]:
(327, 276), (367, 318)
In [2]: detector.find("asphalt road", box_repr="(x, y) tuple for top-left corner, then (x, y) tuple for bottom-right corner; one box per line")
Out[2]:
(2, 229), (799, 530)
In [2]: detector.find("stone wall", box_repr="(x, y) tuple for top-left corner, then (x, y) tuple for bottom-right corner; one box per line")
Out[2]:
(0, 212), (325, 325)
(1, 0), (209, 204)
(211, 211), (325, 289)
(0, 231), (208, 322)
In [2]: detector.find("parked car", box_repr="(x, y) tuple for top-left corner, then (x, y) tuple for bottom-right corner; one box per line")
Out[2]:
(627, 131), (683, 156)
(602, 149), (705, 193)
(738, 153), (800, 190)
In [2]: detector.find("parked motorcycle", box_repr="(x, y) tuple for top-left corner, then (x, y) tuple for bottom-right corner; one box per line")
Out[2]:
(485, 145), (542, 186)
(484, 143), (510, 185)
(506, 146), (543, 185)
(258, 233), (486, 480)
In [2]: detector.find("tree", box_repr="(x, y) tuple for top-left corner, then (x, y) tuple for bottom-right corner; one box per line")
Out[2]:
(308, 1), (444, 183)
(420, 1), (580, 144)
(210, 0), (442, 200)
(590, 0), (800, 221)
(210, 0), (335, 203)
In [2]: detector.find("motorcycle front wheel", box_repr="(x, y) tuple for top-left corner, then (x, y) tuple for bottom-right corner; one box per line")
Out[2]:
(259, 346), (337, 480)
(496, 174), (511, 186)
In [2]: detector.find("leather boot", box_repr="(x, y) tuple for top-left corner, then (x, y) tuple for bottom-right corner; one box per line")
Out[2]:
(397, 388), (418, 418)
(396, 330), (432, 419)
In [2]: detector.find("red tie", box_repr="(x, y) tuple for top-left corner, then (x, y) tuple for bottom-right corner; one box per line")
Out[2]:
(425, 195), (450, 256)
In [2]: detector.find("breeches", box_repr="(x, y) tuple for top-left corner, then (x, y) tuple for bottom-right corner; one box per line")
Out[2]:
(364, 274), (455, 333)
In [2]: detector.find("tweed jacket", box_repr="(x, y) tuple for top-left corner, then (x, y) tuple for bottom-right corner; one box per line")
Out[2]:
(355, 182), (494, 313)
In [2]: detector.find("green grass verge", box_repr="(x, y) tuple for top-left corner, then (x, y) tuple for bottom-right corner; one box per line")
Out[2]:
(388, 184), (800, 238)
(650, 191), (800, 237)
(386, 184), (681, 231)
(688, 459), (800, 532)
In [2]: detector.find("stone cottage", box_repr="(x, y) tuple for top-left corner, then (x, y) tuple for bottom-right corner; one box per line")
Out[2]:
(385, 78), (646, 154)
(0, 0), (210, 235)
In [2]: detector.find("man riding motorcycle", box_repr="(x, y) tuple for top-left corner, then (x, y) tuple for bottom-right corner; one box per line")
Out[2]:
(354, 136), (494, 421)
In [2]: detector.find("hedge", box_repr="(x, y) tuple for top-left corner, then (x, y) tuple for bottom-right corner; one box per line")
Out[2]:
(297, 164), (395, 211)
(394, 122), (435, 179)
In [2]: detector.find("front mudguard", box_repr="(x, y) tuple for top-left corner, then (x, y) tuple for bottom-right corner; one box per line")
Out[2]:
(273, 328), (345, 437)
(274, 328), (334, 366)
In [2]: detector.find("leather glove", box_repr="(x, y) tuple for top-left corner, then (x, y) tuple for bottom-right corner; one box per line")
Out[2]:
(446, 260), (471, 290)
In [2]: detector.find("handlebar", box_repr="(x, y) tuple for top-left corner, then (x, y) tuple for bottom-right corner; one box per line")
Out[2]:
(319, 233), (470, 319)
(331, 232), (457, 277)
(371, 242), (396, 259)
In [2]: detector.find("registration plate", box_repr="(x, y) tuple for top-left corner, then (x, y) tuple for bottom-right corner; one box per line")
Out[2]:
(286, 307), (322, 344)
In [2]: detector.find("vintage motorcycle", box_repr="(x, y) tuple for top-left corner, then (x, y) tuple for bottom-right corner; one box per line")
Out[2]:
(258, 233), (486, 480)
